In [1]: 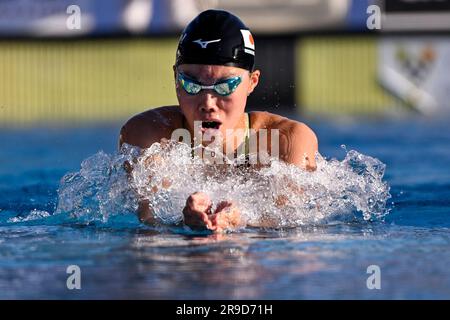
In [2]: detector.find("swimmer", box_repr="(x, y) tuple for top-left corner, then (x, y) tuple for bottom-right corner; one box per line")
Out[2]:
(119, 10), (318, 232)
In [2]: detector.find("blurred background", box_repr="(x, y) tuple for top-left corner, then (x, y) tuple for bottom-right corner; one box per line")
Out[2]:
(0, 0), (449, 126)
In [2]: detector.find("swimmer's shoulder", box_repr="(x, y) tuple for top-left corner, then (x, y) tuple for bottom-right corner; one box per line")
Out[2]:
(249, 111), (318, 169)
(119, 106), (184, 149)
(249, 111), (317, 139)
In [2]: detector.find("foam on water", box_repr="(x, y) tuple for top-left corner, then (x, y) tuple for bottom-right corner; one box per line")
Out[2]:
(5, 141), (391, 229)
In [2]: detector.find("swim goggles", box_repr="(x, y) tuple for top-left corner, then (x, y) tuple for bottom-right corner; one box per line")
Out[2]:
(177, 71), (243, 96)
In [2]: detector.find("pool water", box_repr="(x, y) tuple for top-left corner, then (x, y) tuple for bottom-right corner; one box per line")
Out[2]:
(1, 114), (450, 299)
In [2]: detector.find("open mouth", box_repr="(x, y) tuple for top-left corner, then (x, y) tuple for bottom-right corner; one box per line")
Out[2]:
(201, 121), (221, 130)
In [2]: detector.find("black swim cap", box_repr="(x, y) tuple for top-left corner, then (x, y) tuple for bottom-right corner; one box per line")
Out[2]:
(175, 10), (255, 71)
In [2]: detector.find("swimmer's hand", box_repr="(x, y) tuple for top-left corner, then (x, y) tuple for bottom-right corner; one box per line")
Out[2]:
(183, 192), (214, 230)
(182, 192), (242, 233)
(210, 201), (242, 233)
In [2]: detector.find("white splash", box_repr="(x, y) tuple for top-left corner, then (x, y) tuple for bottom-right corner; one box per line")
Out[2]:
(48, 141), (390, 228)
(7, 209), (52, 223)
(128, 141), (391, 228)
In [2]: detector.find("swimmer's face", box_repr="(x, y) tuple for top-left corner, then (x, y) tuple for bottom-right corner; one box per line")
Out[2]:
(174, 64), (260, 139)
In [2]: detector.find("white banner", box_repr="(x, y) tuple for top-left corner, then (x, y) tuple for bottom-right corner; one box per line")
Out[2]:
(0, 0), (99, 36)
(0, 0), (208, 36)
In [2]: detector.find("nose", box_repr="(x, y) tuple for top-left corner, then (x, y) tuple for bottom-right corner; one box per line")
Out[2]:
(198, 92), (219, 113)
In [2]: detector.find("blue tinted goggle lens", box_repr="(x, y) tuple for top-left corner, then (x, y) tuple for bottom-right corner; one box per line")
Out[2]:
(177, 72), (242, 96)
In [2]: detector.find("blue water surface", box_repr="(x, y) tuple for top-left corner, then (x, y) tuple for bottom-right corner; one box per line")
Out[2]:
(1, 114), (449, 299)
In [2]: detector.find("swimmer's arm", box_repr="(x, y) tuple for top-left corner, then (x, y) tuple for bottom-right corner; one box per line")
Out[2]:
(245, 177), (309, 229)
(271, 122), (318, 211)
(279, 121), (318, 171)
(136, 199), (157, 225)
(119, 146), (159, 225)
(119, 113), (172, 225)
(243, 123), (319, 228)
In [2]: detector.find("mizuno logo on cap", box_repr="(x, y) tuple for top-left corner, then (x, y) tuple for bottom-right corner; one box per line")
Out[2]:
(193, 39), (221, 49)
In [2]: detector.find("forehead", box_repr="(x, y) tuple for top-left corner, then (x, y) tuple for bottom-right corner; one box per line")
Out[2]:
(178, 64), (245, 81)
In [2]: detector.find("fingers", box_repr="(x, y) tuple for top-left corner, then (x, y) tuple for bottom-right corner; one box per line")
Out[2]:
(186, 192), (212, 214)
(183, 208), (211, 230)
(199, 211), (214, 230)
(214, 200), (232, 213)
(183, 192), (214, 230)
(183, 194), (243, 232)
(137, 200), (157, 225)
(211, 203), (242, 232)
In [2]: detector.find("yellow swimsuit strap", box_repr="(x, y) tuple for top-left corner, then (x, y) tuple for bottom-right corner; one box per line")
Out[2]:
(243, 112), (250, 156)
